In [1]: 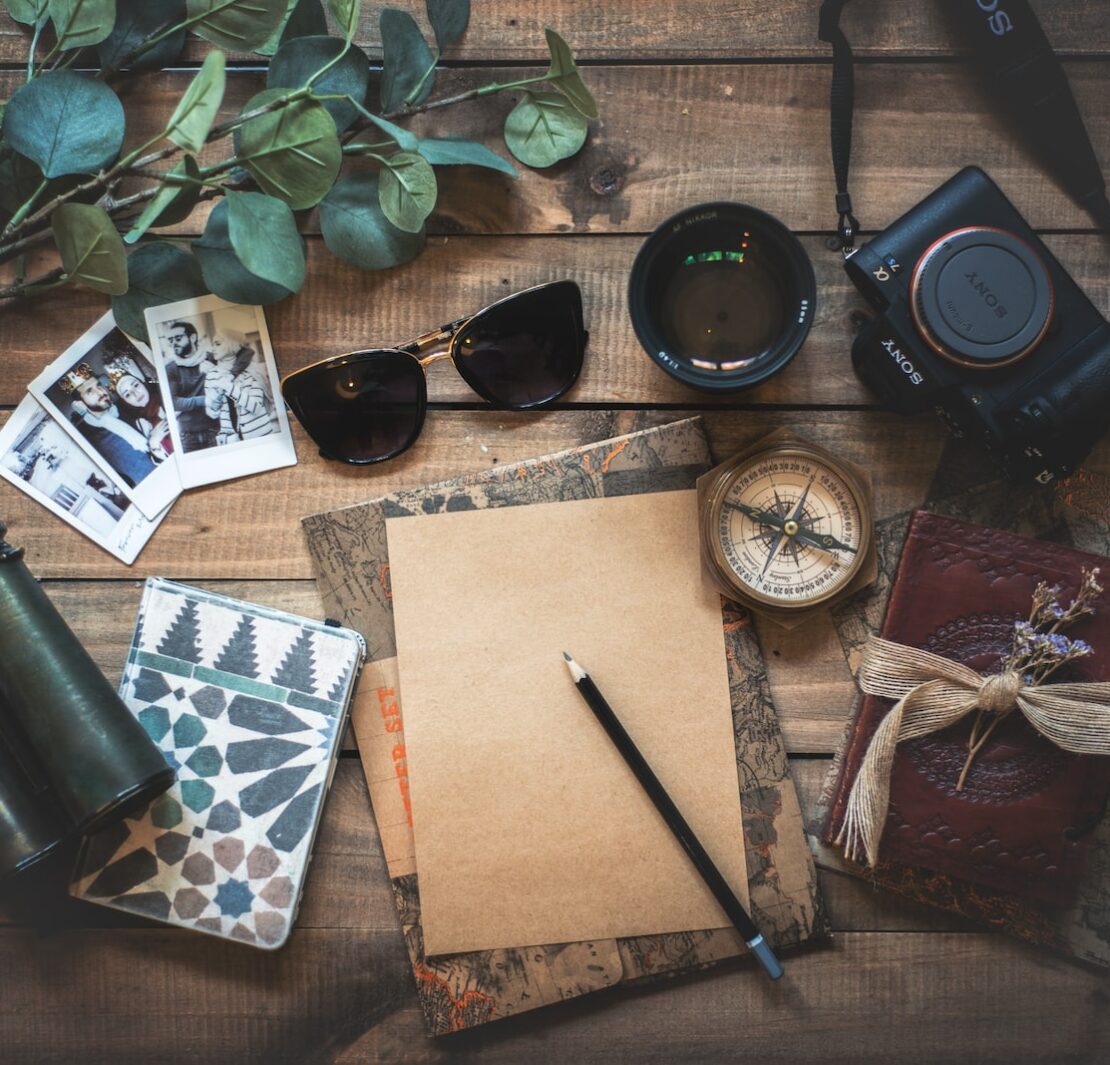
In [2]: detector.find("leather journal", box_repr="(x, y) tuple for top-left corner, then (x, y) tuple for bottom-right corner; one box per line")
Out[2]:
(823, 510), (1110, 906)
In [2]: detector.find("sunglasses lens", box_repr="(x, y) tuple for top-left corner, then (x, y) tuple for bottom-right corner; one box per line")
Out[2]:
(282, 351), (425, 463)
(452, 281), (584, 408)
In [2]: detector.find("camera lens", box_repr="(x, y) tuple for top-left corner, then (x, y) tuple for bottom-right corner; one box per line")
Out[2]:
(628, 202), (816, 392)
(910, 227), (1054, 368)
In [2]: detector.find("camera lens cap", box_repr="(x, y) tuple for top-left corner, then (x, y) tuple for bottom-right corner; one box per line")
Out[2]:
(628, 202), (816, 392)
(911, 227), (1054, 368)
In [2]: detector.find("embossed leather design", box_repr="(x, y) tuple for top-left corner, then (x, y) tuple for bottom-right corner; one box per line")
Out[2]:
(824, 511), (1110, 905)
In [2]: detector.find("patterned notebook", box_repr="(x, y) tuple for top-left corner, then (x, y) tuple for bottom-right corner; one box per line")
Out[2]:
(303, 417), (828, 1035)
(71, 578), (365, 949)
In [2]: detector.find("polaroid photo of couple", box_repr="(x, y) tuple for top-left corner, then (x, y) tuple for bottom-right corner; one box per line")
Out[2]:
(28, 313), (182, 520)
(143, 294), (296, 489)
(0, 395), (169, 564)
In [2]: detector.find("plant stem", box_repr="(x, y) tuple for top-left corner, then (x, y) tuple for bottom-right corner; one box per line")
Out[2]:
(3, 178), (50, 236)
(0, 266), (66, 300)
(307, 39), (353, 89)
(26, 14), (46, 81)
(956, 710), (1010, 791)
(403, 52), (440, 106)
(382, 73), (549, 120)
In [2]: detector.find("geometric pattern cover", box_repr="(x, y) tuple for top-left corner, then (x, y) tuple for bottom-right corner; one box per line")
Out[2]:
(71, 578), (365, 950)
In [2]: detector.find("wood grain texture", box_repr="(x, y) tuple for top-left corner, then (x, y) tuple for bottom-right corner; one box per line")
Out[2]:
(4, 233), (1109, 408)
(0, 924), (1104, 1065)
(0, 2), (1106, 61)
(0, 408), (956, 579)
(4, 60), (1108, 241)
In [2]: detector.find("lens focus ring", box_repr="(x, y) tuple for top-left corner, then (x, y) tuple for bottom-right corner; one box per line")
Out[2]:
(910, 226), (1054, 369)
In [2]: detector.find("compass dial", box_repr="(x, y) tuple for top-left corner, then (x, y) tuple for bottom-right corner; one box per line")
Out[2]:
(707, 446), (869, 609)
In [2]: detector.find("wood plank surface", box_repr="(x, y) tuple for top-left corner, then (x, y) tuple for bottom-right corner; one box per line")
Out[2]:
(3, 2), (1110, 1062)
(4, 232), (1109, 408)
(0, 924), (1103, 1065)
(0, 408), (956, 580)
(3, 60), (1108, 243)
(1, 2), (1107, 61)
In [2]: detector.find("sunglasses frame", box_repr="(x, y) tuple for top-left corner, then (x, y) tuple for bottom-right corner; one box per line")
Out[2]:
(280, 280), (588, 465)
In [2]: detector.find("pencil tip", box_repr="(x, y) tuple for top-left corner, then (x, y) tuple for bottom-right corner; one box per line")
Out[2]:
(562, 653), (586, 681)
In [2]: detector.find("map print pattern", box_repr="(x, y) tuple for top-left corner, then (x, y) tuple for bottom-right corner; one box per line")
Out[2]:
(816, 444), (1110, 968)
(71, 579), (364, 949)
(302, 417), (828, 1036)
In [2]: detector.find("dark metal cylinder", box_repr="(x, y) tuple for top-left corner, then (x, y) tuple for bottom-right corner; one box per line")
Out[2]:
(0, 703), (71, 877)
(0, 525), (174, 858)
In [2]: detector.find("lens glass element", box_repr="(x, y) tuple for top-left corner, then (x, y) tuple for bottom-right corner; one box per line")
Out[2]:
(629, 203), (815, 392)
(452, 281), (585, 408)
(282, 350), (426, 464)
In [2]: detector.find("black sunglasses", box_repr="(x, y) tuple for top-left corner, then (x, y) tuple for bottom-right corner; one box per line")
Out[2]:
(280, 280), (588, 464)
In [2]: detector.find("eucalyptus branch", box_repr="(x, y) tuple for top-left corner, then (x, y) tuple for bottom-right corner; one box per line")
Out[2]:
(382, 73), (548, 120)
(3, 178), (50, 236)
(403, 52), (440, 107)
(26, 15), (47, 81)
(0, 266), (66, 300)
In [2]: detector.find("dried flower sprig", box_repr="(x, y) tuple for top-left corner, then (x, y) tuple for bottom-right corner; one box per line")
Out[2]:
(956, 567), (1103, 791)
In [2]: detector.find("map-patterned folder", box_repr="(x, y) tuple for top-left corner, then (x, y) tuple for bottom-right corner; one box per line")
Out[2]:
(71, 579), (365, 949)
(302, 417), (829, 1036)
(812, 445), (1110, 968)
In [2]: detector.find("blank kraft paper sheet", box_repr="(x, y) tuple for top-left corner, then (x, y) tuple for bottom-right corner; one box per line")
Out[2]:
(385, 490), (748, 956)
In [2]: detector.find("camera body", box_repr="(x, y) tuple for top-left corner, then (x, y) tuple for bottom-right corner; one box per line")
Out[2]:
(846, 166), (1110, 482)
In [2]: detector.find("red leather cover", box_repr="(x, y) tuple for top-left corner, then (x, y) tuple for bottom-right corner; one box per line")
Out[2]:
(824, 511), (1110, 905)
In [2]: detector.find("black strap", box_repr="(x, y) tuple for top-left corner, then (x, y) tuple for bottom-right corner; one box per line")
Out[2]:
(818, 0), (859, 255)
(818, 0), (1110, 249)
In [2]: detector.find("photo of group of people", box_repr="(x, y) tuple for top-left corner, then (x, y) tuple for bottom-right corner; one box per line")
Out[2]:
(5, 297), (297, 565)
(29, 317), (182, 519)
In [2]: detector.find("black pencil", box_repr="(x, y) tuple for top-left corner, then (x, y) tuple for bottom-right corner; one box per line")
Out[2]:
(562, 652), (784, 981)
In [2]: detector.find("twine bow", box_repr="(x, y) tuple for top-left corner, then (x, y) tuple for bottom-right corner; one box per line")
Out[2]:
(836, 636), (1110, 867)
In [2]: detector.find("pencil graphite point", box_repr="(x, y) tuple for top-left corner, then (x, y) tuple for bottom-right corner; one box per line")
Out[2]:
(562, 652), (586, 682)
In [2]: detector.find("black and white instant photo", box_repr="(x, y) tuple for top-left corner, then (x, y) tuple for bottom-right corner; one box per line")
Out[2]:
(0, 396), (169, 564)
(28, 312), (182, 520)
(143, 295), (297, 488)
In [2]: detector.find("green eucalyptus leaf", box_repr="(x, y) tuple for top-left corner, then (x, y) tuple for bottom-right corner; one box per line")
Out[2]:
(232, 88), (342, 209)
(98, 0), (186, 72)
(378, 150), (436, 233)
(193, 199), (294, 304)
(542, 27), (598, 119)
(225, 189), (306, 293)
(267, 35), (369, 132)
(256, 0), (297, 55)
(185, 0), (289, 52)
(379, 7), (434, 112)
(3, 71), (125, 178)
(319, 172), (424, 270)
(426, 0), (467, 52)
(503, 90), (587, 168)
(52, 202), (128, 295)
(48, 0), (116, 50)
(5, 1), (48, 25)
(112, 242), (208, 343)
(327, 0), (359, 42)
(124, 155), (201, 244)
(417, 137), (516, 177)
(165, 51), (225, 153)
(351, 110), (418, 152)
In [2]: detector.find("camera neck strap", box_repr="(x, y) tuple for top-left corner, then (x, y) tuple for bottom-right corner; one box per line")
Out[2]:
(817, 0), (859, 255)
(818, 0), (1110, 255)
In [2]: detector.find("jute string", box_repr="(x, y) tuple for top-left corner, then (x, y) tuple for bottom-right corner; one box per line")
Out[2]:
(835, 636), (1110, 866)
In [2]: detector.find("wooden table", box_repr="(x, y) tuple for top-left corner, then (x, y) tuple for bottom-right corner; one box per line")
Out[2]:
(2, 3), (1109, 1062)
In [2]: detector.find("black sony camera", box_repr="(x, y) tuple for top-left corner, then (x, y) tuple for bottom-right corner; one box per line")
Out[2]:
(846, 167), (1110, 483)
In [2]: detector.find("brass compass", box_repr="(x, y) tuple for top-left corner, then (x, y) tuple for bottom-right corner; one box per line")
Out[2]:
(697, 432), (876, 625)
